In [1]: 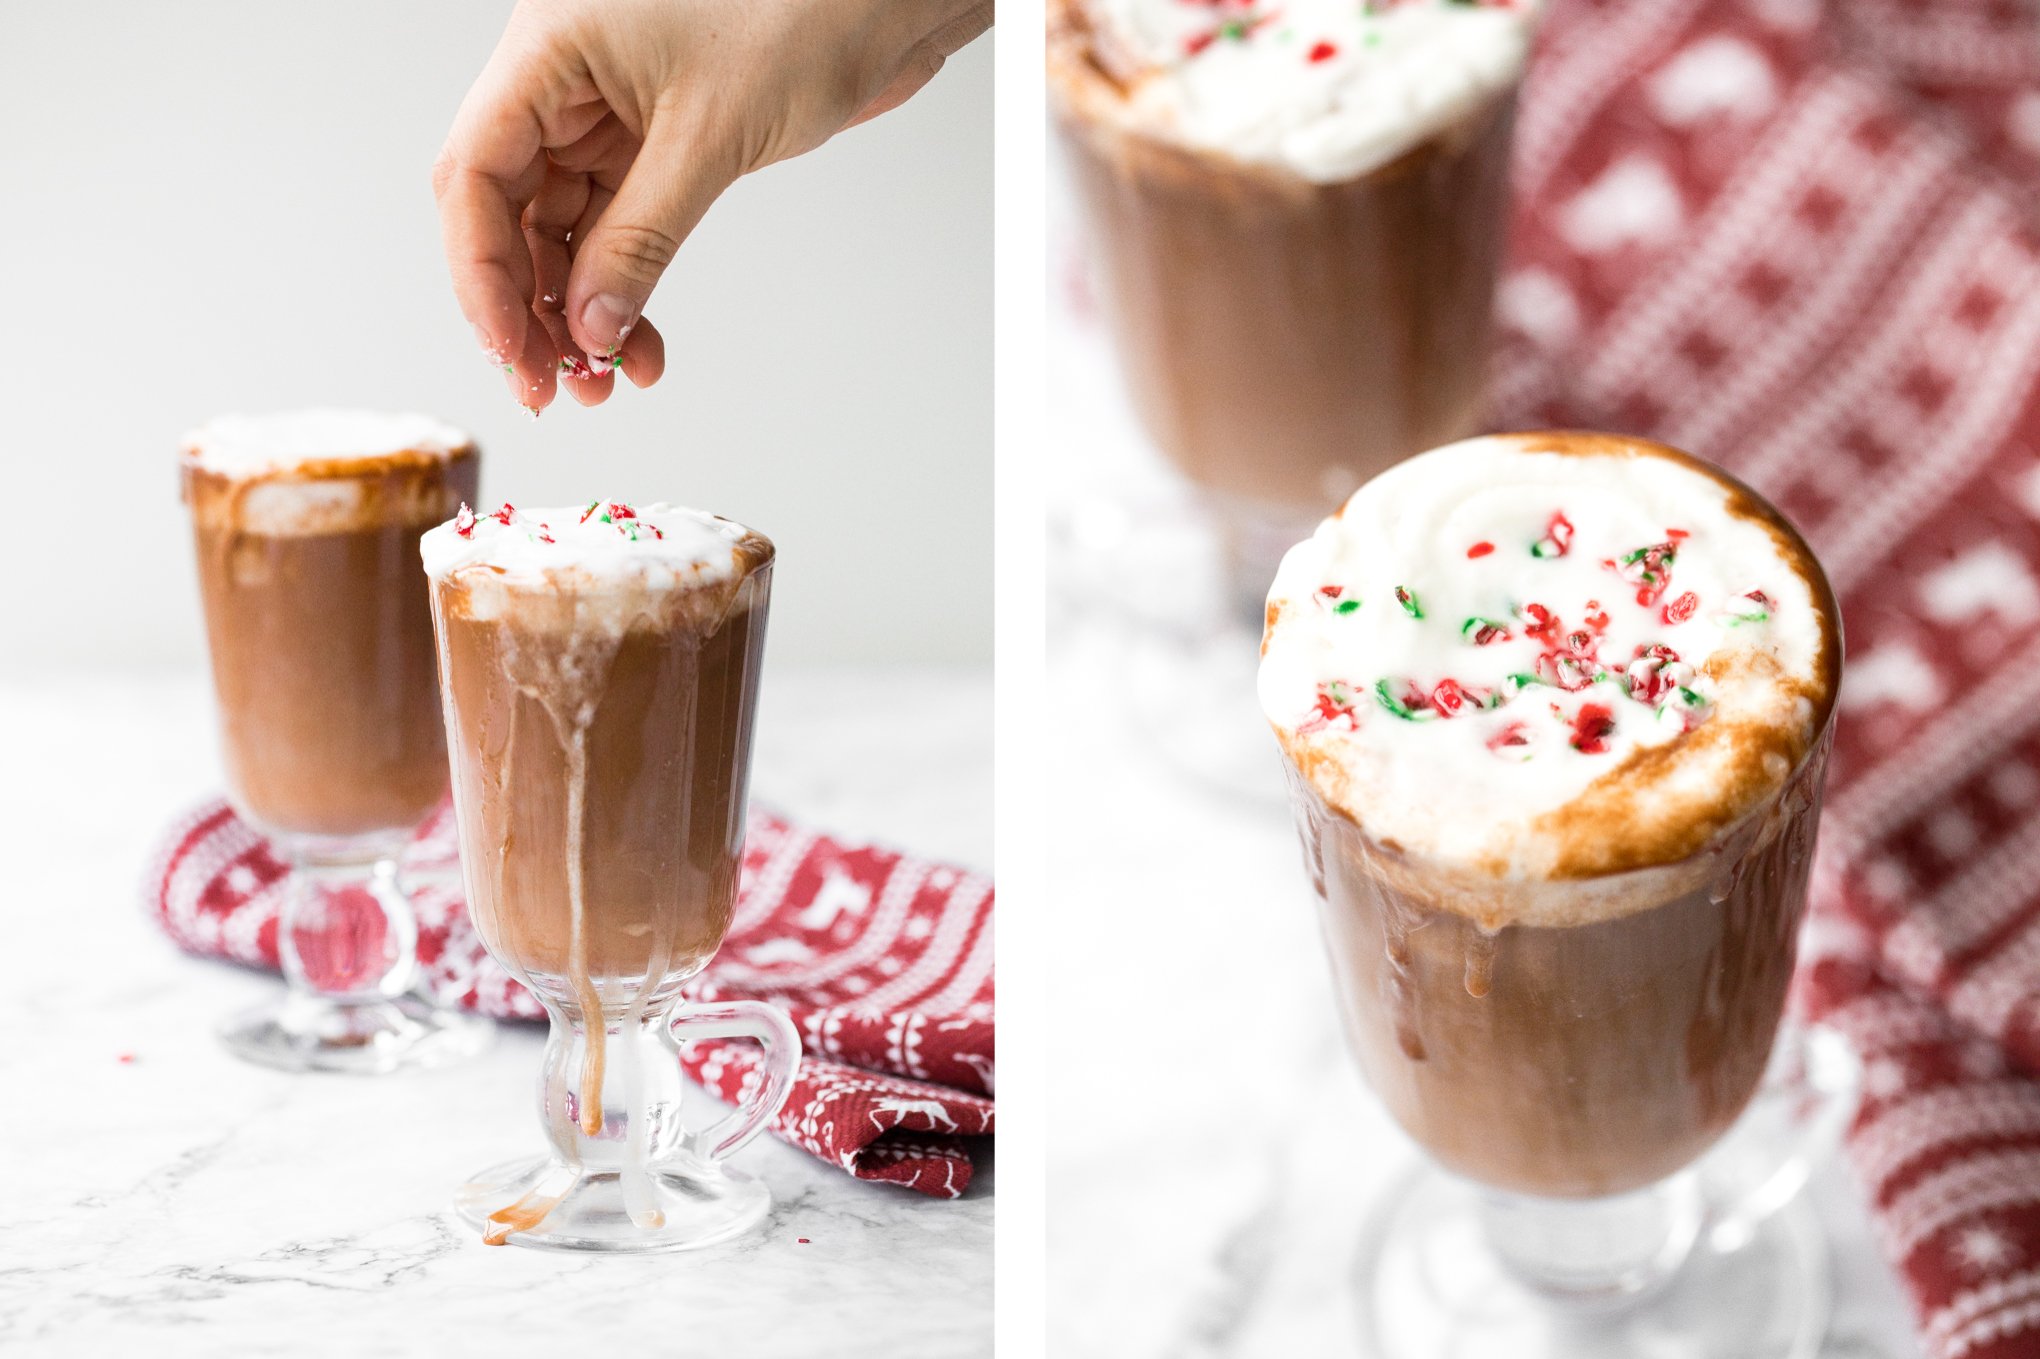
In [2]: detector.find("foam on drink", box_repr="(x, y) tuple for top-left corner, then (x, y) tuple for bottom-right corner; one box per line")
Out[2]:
(1066, 0), (1539, 181)
(1260, 432), (1841, 908)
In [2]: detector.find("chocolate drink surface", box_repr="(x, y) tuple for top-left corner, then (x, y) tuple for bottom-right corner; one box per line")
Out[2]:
(182, 410), (478, 840)
(1051, 0), (1537, 524)
(1261, 432), (1842, 1198)
(424, 502), (773, 1010)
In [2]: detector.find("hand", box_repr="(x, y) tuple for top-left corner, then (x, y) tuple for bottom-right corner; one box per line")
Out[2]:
(434, 0), (992, 413)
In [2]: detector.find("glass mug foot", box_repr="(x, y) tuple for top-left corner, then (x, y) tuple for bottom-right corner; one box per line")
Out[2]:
(218, 990), (493, 1075)
(219, 848), (491, 1074)
(454, 1154), (771, 1254)
(1353, 1168), (1831, 1359)
(1351, 1024), (1859, 1357)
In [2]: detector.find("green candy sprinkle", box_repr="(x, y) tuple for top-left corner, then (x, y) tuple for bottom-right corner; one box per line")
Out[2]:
(1334, 598), (1361, 616)
(1374, 679), (1428, 721)
(1394, 587), (1423, 619)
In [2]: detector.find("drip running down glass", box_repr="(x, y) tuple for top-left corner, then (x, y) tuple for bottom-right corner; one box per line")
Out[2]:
(425, 500), (798, 1252)
(1260, 433), (1856, 1353)
(182, 409), (492, 1073)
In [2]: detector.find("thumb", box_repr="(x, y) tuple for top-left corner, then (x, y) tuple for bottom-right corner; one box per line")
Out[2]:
(566, 110), (734, 360)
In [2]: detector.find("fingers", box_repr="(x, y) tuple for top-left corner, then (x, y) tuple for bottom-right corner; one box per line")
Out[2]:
(523, 162), (601, 407)
(618, 316), (665, 389)
(505, 315), (560, 415)
(434, 70), (551, 370)
(565, 108), (734, 364)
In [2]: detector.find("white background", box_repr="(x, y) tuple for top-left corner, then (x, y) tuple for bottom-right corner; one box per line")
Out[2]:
(0, 0), (990, 671)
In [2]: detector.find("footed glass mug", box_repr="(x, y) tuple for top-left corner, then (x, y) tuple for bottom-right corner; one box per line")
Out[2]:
(1287, 730), (1860, 1355)
(427, 502), (798, 1251)
(182, 412), (492, 1073)
(1263, 431), (1861, 1355)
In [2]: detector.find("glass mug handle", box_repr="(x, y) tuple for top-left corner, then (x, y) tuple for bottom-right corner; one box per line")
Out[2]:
(670, 1000), (803, 1165)
(1697, 1022), (1864, 1253)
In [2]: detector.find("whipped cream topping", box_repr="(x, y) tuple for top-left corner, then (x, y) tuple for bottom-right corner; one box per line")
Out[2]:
(421, 501), (760, 588)
(1260, 433), (1836, 881)
(182, 409), (473, 478)
(1080, 0), (1538, 182)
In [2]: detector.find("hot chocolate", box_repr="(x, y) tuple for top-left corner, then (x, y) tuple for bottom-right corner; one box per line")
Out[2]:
(424, 501), (772, 1143)
(182, 410), (478, 841)
(1051, 0), (1537, 603)
(1260, 433), (1842, 1198)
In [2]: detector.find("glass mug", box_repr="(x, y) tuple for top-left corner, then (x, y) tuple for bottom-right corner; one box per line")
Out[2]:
(1284, 714), (1860, 1354)
(1049, 0), (1525, 619)
(427, 505), (799, 1251)
(182, 414), (491, 1073)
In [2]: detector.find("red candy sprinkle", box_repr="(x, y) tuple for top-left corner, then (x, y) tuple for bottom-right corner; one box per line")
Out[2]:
(1520, 602), (1559, 643)
(1318, 585), (1343, 600)
(1532, 511), (1575, 559)
(453, 503), (477, 538)
(1308, 40), (1338, 62)
(491, 503), (517, 526)
(1184, 30), (1215, 55)
(1299, 682), (1361, 735)
(117, 1052), (136, 1065)
(1662, 591), (1699, 625)
(1570, 704), (1616, 754)
(1467, 541), (1495, 559)
(609, 502), (638, 520)
(1432, 679), (1471, 717)
(1667, 528), (1690, 542)
(1487, 722), (1532, 755)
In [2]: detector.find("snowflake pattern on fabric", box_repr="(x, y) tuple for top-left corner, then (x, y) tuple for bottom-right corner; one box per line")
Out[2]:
(1483, 2), (2040, 1353)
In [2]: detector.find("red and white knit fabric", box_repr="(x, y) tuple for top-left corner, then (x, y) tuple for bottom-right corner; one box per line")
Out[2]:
(1495, 2), (2040, 1354)
(144, 800), (994, 1199)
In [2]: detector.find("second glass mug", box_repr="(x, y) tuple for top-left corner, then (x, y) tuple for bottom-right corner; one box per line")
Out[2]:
(182, 419), (492, 1073)
(1284, 711), (1859, 1353)
(1050, 0), (1523, 620)
(427, 507), (799, 1251)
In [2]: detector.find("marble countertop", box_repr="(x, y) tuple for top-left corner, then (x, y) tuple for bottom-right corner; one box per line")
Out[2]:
(0, 665), (992, 1359)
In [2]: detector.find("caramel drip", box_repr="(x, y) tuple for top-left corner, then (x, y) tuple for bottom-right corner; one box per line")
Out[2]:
(618, 932), (675, 1231)
(1380, 897), (1427, 1062)
(562, 725), (607, 1136)
(483, 1187), (570, 1246)
(1463, 929), (1496, 1000)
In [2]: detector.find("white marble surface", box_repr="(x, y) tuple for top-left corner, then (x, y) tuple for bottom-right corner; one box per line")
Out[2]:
(0, 665), (991, 1358)
(1040, 195), (1922, 1354)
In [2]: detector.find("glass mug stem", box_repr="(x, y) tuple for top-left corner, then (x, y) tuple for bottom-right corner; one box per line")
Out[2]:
(277, 856), (416, 1001)
(464, 991), (801, 1250)
(1469, 1022), (1862, 1309)
(218, 841), (491, 1074)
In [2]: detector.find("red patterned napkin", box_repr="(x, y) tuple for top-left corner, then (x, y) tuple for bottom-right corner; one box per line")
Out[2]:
(1496, 2), (2040, 1353)
(144, 799), (994, 1198)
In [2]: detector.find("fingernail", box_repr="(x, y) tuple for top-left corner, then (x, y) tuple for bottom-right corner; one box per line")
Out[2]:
(580, 293), (638, 348)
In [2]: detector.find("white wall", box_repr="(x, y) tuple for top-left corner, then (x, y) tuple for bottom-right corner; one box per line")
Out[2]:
(0, 1), (990, 672)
